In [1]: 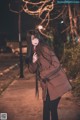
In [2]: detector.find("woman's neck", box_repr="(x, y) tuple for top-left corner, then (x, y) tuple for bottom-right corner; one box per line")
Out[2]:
(33, 45), (36, 53)
(34, 45), (36, 49)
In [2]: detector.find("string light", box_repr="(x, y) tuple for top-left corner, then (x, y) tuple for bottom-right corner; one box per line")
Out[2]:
(22, 0), (55, 38)
(10, 1), (80, 41)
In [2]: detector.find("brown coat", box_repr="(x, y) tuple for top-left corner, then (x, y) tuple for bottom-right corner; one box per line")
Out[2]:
(29, 46), (72, 101)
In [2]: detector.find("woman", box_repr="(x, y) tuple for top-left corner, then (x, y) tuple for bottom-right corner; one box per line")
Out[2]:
(26, 30), (72, 120)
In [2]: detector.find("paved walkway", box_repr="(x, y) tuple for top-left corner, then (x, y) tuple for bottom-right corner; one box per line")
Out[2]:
(0, 75), (80, 120)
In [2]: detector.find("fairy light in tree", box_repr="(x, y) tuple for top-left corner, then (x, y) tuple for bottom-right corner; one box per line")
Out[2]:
(22, 0), (55, 38)
(22, 1), (80, 41)
(68, 5), (80, 43)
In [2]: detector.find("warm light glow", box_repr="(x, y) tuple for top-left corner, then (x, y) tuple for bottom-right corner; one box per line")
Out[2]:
(9, 1), (80, 41)
(37, 25), (43, 30)
(22, 0), (55, 38)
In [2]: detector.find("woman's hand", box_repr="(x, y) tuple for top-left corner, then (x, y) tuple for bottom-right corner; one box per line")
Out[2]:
(33, 52), (38, 63)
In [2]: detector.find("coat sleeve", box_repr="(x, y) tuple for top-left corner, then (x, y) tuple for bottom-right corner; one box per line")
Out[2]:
(50, 49), (60, 68)
(40, 47), (61, 79)
(28, 62), (38, 73)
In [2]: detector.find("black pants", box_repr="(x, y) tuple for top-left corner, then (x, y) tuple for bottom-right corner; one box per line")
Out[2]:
(43, 91), (61, 120)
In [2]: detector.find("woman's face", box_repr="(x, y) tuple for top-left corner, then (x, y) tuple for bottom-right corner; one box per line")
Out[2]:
(31, 35), (39, 46)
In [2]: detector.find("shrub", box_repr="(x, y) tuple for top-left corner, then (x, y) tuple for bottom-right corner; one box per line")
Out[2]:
(62, 43), (80, 98)
(62, 43), (80, 79)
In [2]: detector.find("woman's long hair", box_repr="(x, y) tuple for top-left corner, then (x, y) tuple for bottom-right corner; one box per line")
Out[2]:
(25, 31), (33, 64)
(25, 30), (45, 97)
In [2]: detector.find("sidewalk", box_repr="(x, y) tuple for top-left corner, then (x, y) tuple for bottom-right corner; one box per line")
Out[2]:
(0, 70), (80, 120)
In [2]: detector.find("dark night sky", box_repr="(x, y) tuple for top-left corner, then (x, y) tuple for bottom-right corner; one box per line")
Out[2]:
(0, 0), (36, 40)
